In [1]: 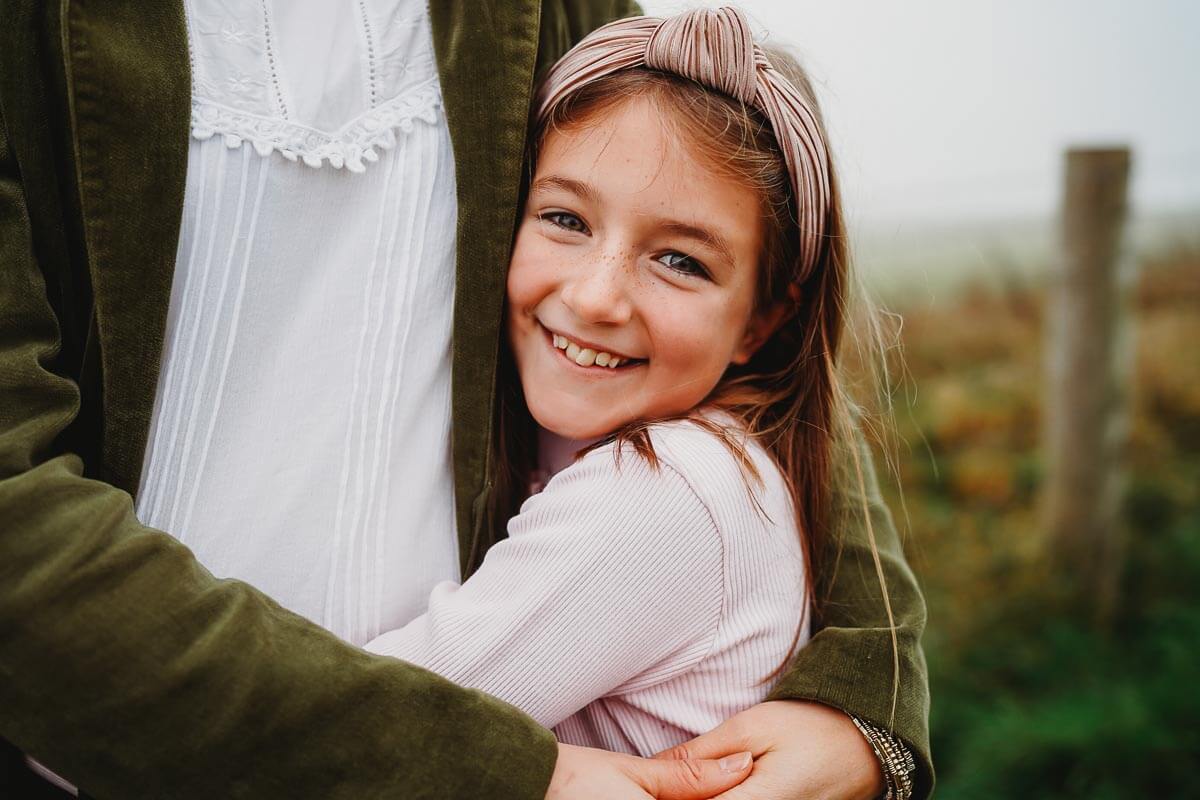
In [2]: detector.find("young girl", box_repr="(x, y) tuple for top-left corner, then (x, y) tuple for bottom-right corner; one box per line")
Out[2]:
(367, 4), (881, 759)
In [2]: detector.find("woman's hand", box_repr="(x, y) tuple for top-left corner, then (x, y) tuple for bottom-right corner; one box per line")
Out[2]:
(655, 701), (884, 800)
(547, 742), (753, 800)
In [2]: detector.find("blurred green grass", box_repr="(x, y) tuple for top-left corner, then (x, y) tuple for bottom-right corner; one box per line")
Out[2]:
(875, 246), (1200, 797)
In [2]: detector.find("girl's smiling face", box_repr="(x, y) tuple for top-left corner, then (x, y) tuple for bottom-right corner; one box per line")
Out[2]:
(507, 96), (771, 440)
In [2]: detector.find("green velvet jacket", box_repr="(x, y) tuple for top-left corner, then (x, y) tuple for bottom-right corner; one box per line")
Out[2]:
(0, 1), (931, 797)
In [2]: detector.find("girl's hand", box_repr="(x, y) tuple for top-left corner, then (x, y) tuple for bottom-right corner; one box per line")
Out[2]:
(655, 701), (884, 800)
(548, 742), (753, 800)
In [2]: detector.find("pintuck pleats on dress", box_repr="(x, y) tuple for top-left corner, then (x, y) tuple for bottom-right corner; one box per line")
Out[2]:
(136, 0), (461, 647)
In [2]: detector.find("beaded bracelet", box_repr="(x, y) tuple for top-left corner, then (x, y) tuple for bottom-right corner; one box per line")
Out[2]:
(850, 715), (917, 800)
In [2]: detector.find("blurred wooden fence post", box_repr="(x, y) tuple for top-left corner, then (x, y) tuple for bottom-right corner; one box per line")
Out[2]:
(1044, 147), (1136, 624)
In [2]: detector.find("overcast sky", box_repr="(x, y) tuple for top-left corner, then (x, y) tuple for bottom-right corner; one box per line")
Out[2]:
(640, 1), (1200, 229)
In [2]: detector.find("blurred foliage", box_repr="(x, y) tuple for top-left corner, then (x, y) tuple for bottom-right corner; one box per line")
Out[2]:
(874, 246), (1200, 797)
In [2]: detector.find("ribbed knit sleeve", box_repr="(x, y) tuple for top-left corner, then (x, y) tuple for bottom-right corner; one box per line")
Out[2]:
(365, 442), (726, 728)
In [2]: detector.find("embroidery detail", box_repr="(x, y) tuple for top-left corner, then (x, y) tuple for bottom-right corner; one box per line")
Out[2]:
(185, 0), (440, 172)
(191, 80), (442, 172)
(357, 0), (380, 109)
(218, 22), (257, 46)
(258, 0), (289, 119)
(225, 72), (266, 101)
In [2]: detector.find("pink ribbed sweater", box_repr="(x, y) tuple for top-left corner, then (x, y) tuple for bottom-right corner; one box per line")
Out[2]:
(365, 419), (809, 755)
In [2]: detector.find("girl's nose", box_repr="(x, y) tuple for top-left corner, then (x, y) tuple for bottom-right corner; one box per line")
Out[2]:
(560, 252), (634, 325)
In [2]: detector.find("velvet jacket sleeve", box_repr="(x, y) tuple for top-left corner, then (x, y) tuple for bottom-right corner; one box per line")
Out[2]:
(767, 432), (933, 796)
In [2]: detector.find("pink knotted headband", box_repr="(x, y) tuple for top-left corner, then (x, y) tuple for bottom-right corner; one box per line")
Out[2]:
(536, 6), (832, 281)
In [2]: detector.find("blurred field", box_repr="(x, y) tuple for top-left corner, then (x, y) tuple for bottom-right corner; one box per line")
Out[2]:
(871, 241), (1200, 797)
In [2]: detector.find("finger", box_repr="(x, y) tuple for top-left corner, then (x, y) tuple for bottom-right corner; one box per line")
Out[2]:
(631, 751), (753, 800)
(653, 716), (755, 762)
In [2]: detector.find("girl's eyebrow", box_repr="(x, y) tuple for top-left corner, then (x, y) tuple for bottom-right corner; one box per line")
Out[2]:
(530, 175), (601, 205)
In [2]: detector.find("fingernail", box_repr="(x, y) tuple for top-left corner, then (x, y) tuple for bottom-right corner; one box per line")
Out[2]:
(718, 751), (752, 773)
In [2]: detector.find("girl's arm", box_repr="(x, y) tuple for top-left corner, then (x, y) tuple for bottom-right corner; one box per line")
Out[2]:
(366, 444), (726, 728)
(658, 431), (929, 800)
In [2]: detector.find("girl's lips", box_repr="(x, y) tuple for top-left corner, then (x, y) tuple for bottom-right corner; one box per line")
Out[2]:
(538, 322), (641, 363)
(539, 323), (645, 372)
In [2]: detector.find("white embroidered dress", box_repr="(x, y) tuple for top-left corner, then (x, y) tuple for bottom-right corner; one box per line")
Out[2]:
(136, 0), (461, 646)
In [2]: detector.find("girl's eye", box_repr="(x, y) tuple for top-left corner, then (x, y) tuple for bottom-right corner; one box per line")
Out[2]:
(656, 251), (710, 280)
(541, 211), (589, 235)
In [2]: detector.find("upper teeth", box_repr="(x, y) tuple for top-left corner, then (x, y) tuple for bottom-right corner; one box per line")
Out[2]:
(552, 333), (625, 368)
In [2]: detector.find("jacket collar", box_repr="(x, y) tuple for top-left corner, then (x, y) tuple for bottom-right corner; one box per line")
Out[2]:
(430, 0), (542, 575)
(62, 0), (191, 493)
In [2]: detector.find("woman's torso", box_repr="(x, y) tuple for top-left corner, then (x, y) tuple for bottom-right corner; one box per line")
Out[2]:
(136, 0), (461, 646)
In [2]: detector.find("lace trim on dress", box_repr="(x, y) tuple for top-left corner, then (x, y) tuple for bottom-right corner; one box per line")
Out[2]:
(190, 79), (442, 172)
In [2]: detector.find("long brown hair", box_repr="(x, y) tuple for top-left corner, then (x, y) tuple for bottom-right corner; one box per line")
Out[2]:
(491, 58), (897, 688)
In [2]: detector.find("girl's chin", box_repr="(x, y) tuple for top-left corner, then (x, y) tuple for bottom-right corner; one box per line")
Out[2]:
(527, 401), (626, 442)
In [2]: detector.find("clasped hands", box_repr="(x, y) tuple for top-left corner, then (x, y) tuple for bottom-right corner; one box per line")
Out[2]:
(546, 700), (884, 800)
